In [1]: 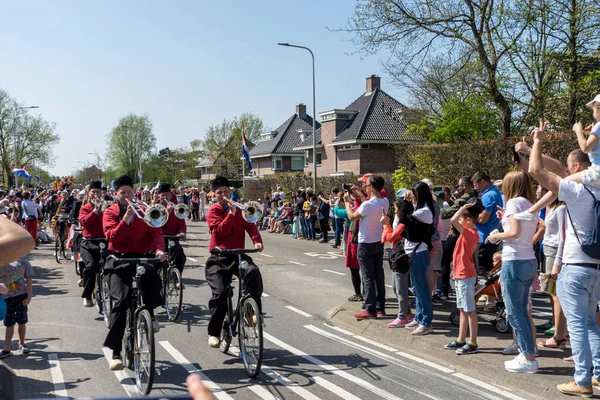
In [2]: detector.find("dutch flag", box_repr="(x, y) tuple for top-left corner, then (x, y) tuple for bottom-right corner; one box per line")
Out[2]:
(242, 131), (252, 171)
(11, 166), (31, 181)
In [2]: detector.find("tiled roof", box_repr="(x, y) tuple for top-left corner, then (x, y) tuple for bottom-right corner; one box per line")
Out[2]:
(332, 89), (425, 143)
(294, 128), (321, 148)
(249, 114), (321, 156)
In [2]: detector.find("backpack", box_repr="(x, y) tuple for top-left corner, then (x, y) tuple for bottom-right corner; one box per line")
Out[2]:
(566, 185), (600, 259)
(388, 241), (422, 274)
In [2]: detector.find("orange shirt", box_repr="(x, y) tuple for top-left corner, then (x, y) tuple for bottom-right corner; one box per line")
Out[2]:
(452, 227), (478, 279)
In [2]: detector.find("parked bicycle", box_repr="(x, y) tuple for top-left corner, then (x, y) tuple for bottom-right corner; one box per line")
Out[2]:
(161, 234), (184, 322)
(213, 247), (263, 378)
(107, 255), (161, 395)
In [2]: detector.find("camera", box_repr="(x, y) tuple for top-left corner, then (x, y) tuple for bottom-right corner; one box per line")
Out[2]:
(342, 183), (352, 192)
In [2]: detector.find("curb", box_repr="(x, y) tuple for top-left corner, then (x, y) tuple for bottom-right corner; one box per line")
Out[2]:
(0, 361), (16, 400)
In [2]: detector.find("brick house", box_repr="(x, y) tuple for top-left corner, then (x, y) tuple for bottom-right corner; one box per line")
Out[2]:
(294, 75), (425, 176)
(248, 104), (321, 175)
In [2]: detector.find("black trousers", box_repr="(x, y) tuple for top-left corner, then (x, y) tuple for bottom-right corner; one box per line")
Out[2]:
(166, 240), (186, 274)
(205, 254), (263, 337)
(80, 240), (102, 299)
(440, 235), (459, 297)
(103, 255), (163, 354)
(319, 218), (329, 241)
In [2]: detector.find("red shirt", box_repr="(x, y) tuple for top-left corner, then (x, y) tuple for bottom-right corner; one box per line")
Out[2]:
(207, 203), (262, 252)
(103, 203), (165, 254)
(452, 227), (478, 279)
(161, 211), (187, 236)
(78, 203), (105, 239)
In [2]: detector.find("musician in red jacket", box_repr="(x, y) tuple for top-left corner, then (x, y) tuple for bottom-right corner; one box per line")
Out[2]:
(102, 175), (166, 371)
(205, 176), (264, 348)
(157, 183), (187, 274)
(78, 180), (106, 307)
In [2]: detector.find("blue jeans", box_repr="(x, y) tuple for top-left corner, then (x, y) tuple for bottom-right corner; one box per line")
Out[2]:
(500, 259), (537, 356)
(333, 218), (344, 246)
(307, 216), (316, 240)
(357, 242), (386, 314)
(558, 264), (600, 386)
(409, 251), (432, 327)
(298, 214), (308, 238)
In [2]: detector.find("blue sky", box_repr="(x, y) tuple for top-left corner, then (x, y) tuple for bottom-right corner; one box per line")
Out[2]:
(1, 1), (403, 176)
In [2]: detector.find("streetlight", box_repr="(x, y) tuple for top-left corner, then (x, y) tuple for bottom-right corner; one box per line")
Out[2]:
(78, 161), (88, 183)
(13, 105), (39, 187)
(278, 42), (317, 190)
(88, 152), (103, 181)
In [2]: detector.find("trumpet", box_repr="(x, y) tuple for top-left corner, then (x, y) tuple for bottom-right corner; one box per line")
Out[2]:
(93, 194), (115, 212)
(166, 201), (190, 220)
(225, 198), (263, 223)
(126, 198), (168, 228)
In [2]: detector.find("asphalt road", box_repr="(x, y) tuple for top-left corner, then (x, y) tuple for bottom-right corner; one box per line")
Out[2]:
(8, 220), (531, 400)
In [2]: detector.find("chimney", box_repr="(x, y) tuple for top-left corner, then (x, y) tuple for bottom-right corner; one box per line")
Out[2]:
(366, 75), (381, 93)
(296, 103), (306, 117)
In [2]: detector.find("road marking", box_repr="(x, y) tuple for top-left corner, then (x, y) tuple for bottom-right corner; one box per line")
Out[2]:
(188, 234), (197, 238)
(48, 353), (68, 399)
(323, 269), (345, 276)
(159, 341), (234, 400)
(395, 351), (455, 374)
(262, 292), (270, 297)
(288, 260), (306, 266)
(247, 384), (281, 400)
(264, 332), (404, 400)
(304, 251), (339, 260)
(188, 257), (198, 262)
(322, 323), (398, 352)
(261, 254), (274, 258)
(102, 347), (137, 398)
(285, 306), (312, 317)
(385, 284), (393, 289)
(452, 373), (527, 400)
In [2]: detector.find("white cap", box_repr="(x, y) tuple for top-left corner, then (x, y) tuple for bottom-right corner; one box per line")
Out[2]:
(586, 94), (600, 107)
(421, 178), (434, 190)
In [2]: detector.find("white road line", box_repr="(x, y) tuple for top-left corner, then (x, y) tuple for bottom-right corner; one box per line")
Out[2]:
(247, 384), (281, 400)
(285, 305), (312, 317)
(385, 284), (393, 289)
(188, 257), (198, 262)
(288, 260), (306, 266)
(102, 348), (137, 398)
(452, 373), (527, 400)
(310, 376), (361, 400)
(264, 332), (404, 400)
(261, 254), (274, 258)
(322, 324), (398, 352)
(188, 234), (198, 238)
(395, 351), (455, 374)
(262, 293), (270, 297)
(322, 269), (345, 276)
(159, 341), (234, 400)
(47, 353), (68, 399)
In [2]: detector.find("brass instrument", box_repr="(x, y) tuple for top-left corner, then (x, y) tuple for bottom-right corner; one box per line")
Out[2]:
(50, 197), (66, 230)
(167, 201), (190, 219)
(92, 194), (115, 212)
(225, 198), (263, 223)
(125, 198), (168, 228)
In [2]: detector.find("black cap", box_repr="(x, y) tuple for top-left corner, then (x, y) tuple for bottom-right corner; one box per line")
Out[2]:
(158, 183), (171, 194)
(90, 180), (102, 190)
(114, 175), (133, 190)
(210, 176), (230, 191)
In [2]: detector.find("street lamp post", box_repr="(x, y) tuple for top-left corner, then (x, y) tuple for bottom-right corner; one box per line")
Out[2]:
(278, 43), (317, 190)
(12, 105), (39, 187)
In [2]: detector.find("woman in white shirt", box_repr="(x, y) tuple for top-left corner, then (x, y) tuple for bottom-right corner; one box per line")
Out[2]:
(487, 171), (539, 373)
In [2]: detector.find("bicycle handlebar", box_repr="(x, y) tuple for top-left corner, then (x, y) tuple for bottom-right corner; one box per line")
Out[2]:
(210, 247), (261, 256)
(107, 255), (162, 265)
(163, 234), (185, 240)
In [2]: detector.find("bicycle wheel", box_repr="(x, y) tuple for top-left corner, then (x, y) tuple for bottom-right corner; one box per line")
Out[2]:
(134, 309), (155, 395)
(165, 268), (183, 322)
(101, 275), (112, 328)
(238, 297), (263, 378)
(219, 311), (232, 353)
(54, 234), (61, 263)
(123, 309), (134, 370)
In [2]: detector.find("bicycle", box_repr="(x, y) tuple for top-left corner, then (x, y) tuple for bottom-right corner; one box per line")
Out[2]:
(160, 235), (184, 322)
(83, 238), (110, 326)
(53, 218), (71, 263)
(107, 255), (161, 395)
(72, 226), (83, 275)
(213, 247), (263, 378)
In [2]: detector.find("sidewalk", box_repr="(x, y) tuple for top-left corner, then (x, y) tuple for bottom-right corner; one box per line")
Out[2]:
(328, 294), (575, 400)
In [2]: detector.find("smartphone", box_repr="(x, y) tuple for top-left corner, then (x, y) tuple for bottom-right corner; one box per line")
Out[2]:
(513, 149), (520, 163)
(342, 183), (352, 192)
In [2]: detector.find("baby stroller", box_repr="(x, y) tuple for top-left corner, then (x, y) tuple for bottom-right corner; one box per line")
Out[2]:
(449, 261), (511, 334)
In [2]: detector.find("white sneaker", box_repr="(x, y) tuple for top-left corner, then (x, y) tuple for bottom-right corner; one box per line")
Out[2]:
(503, 342), (519, 355)
(83, 298), (93, 307)
(109, 358), (123, 371)
(208, 336), (220, 348)
(405, 320), (419, 329)
(505, 353), (525, 366)
(152, 319), (160, 333)
(77, 278), (84, 287)
(70, 255), (75, 261)
(505, 357), (538, 374)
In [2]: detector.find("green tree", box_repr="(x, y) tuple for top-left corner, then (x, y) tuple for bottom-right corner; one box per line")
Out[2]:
(106, 113), (156, 180)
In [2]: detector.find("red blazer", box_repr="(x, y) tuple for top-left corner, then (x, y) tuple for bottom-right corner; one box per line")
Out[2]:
(161, 211), (187, 236)
(79, 203), (105, 239)
(103, 203), (165, 254)
(207, 203), (262, 252)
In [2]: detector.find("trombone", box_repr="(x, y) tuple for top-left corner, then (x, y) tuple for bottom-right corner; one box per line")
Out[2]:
(126, 198), (168, 228)
(166, 201), (190, 220)
(225, 198), (263, 223)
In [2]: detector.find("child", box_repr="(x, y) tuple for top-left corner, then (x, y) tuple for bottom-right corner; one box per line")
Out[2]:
(569, 95), (600, 188)
(0, 257), (34, 359)
(444, 202), (480, 355)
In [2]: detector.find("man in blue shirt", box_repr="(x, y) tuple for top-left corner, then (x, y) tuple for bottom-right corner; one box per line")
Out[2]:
(472, 171), (503, 275)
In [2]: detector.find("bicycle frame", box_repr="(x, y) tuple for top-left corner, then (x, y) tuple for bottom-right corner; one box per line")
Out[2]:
(224, 254), (252, 339)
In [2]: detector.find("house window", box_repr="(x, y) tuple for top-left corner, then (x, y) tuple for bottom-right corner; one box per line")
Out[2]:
(304, 150), (322, 166)
(316, 150), (322, 166)
(337, 144), (370, 151)
(291, 156), (304, 171)
(272, 157), (282, 170)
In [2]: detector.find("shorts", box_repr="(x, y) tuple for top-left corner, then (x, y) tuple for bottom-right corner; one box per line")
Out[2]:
(582, 163), (600, 188)
(4, 294), (28, 327)
(543, 245), (558, 274)
(455, 277), (476, 312)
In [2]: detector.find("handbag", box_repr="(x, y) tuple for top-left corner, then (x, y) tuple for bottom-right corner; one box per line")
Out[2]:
(389, 241), (422, 274)
(0, 297), (5, 321)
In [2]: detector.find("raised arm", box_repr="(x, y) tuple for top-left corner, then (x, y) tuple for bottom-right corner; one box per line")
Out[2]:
(574, 122), (599, 153)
